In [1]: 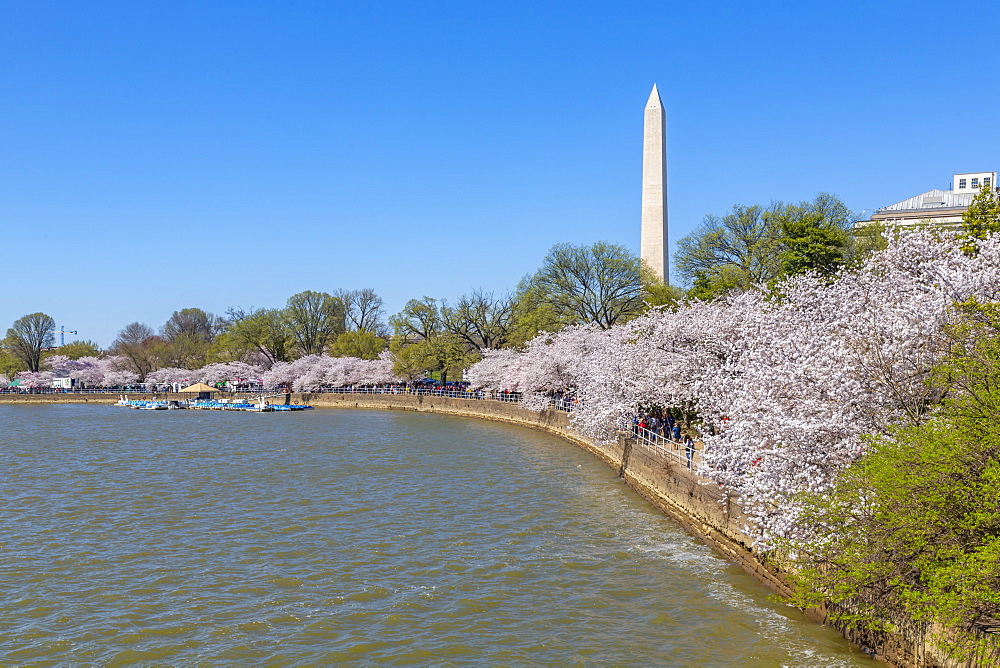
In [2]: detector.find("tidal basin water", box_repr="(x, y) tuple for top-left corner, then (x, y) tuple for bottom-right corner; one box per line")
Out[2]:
(0, 404), (874, 664)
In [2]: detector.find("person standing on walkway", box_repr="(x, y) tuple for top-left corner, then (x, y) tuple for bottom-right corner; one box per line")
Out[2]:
(684, 435), (694, 469)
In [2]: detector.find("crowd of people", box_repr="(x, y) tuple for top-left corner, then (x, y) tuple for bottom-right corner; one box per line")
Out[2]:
(633, 410), (697, 469)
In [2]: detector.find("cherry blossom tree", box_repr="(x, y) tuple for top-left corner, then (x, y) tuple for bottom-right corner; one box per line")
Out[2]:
(44, 355), (107, 386)
(465, 324), (607, 410)
(261, 360), (297, 389)
(17, 371), (54, 389)
(646, 231), (1000, 543)
(464, 348), (523, 391)
(72, 357), (107, 386)
(472, 229), (1000, 545)
(145, 367), (195, 384)
(569, 296), (746, 442)
(194, 362), (265, 386)
(99, 356), (141, 386)
(261, 352), (398, 391)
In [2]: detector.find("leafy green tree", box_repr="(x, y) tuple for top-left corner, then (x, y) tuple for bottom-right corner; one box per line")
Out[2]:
(677, 193), (855, 298)
(52, 340), (102, 360)
(776, 215), (848, 278)
(526, 241), (645, 329)
(390, 333), (473, 384)
(960, 184), (1000, 250)
(111, 322), (159, 381)
(789, 301), (1000, 660)
(389, 297), (481, 380)
(507, 281), (566, 347)
(336, 288), (386, 335)
(0, 346), (27, 379)
(848, 220), (890, 264)
(390, 339), (430, 381)
(675, 203), (781, 298)
(687, 264), (750, 301)
(222, 307), (292, 366)
(440, 290), (514, 352)
(389, 297), (441, 341)
(204, 333), (248, 365)
(642, 281), (687, 309)
(160, 332), (213, 369)
(161, 308), (223, 342)
(157, 308), (224, 369)
(283, 290), (346, 356)
(329, 330), (387, 359)
(5, 312), (56, 372)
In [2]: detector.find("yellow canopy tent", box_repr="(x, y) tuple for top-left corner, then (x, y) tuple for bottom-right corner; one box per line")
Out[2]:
(178, 383), (220, 394)
(178, 382), (223, 400)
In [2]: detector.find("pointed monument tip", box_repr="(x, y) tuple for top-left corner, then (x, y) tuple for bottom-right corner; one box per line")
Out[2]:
(646, 84), (662, 107)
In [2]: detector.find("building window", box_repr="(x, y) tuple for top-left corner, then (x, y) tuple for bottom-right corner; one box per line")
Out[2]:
(960, 179), (967, 189)
(973, 178), (981, 188)
(986, 177), (993, 189)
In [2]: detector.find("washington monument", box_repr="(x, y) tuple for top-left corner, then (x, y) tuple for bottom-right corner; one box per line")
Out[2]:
(641, 84), (668, 282)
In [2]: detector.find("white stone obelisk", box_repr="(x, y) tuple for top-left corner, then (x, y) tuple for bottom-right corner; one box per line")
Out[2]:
(641, 84), (668, 283)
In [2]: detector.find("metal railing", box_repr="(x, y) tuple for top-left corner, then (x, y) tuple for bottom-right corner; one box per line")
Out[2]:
(553, 398), (576, 413)
(626, 424), (699, 469)
(317, 386), (489, 400)
(311, 386), (575, 412)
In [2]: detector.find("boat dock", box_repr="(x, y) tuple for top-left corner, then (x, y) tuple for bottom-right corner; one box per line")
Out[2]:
(115, 397), (313, 412)
(189, 400), (313, 412)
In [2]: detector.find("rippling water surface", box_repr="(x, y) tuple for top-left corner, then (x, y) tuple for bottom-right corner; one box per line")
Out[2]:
(0, 405), (873, 664)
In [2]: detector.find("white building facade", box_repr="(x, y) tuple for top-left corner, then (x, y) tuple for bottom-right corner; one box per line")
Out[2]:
(857, 171), (997, 228)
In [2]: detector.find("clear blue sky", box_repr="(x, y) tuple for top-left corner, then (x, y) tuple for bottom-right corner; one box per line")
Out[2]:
(3, 0), (998, 347)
